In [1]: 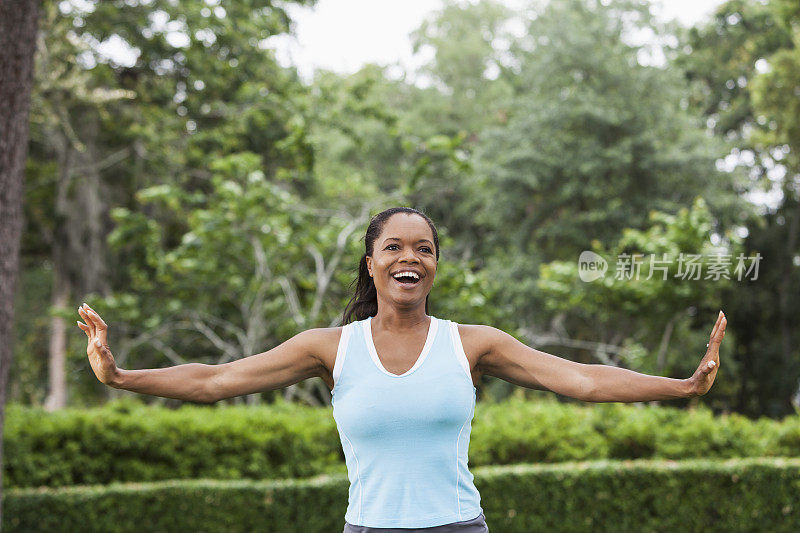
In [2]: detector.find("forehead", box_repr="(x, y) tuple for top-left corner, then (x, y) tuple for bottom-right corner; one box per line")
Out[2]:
(378, 213), (434, 242)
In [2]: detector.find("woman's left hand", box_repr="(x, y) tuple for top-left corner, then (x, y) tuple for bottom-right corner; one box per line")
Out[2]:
(687, 311), (727, 398)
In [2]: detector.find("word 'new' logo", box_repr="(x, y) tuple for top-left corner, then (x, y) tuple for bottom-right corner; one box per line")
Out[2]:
(578, 251), (608, 282)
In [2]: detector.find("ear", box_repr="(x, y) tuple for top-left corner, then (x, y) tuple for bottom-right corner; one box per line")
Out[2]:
(366, 256), (373, 277)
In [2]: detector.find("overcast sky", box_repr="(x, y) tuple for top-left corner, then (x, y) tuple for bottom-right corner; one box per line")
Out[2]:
(270, 0), (727, 81)
(96, 0), (728, 80)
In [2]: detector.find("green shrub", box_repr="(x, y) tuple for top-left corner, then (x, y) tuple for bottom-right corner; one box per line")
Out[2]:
(775, 416), (800, 455)
(5, 458), (800, 532)
(5, 396), (798, 488)
(4, 397), (343, 488)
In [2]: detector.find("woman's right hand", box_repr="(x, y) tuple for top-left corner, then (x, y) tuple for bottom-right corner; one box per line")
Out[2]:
(77, 303), (120, 386)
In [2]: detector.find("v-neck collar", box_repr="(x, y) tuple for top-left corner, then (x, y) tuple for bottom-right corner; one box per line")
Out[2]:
(364, 316), (438, 377)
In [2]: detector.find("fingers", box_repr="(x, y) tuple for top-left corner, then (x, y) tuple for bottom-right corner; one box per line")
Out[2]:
(709, 311), (727, 345)
(78, 307), (95, 338)
(703, 311), (725, 375)
(77, 303), (108, 345)
(76, 320), (90, 337)
(714, 315), (727, 344)
(83, 304), (108, 328)
(710, 311), (722, 338)
(83, 304), (107, 328)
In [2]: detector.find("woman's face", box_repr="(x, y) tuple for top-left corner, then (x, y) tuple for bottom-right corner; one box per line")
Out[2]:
(366, 213), (437, 307)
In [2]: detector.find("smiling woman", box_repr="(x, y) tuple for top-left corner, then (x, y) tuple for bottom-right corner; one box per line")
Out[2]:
(340, 207), (441, 324)
(78, 205), (726, 532)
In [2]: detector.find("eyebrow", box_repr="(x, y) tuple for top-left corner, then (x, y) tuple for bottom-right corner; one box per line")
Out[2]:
(384, 237), (434, 246)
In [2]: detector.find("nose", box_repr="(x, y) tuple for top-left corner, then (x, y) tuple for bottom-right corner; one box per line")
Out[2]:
(398, 247), (420, 264)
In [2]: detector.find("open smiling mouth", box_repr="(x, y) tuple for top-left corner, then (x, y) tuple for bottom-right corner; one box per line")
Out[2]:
(392, 273), (421, 288)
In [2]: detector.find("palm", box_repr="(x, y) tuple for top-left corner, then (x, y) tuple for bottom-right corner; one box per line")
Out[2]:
(690, 311), (727, 397)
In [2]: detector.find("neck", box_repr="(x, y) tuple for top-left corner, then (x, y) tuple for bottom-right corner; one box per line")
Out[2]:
(372, 299), (429, 332)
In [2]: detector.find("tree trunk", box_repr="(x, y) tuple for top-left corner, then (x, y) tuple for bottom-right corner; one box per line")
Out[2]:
(44, 269), (70, 410)
(44, 140), (75, 411)
(44, 114), (109, 410)
(83, 143), (108, 291)
(0, 0), (41, 528)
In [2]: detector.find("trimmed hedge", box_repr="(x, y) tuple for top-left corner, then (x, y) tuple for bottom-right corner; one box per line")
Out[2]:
(4, 458), (800, 532)
(4, 397), (346, 488)
(5, 396), (800, 488)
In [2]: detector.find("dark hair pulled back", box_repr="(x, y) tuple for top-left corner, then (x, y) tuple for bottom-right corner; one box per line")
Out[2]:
(341, 207), (440, 325)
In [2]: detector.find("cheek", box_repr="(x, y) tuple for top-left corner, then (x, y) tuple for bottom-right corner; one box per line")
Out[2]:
(372, 258), (389, 276)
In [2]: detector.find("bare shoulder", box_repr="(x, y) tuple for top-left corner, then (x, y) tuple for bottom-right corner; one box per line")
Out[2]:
(298, 326), (342, 378)
(456, 323), (502, 353)
(455, 323), (503, 377)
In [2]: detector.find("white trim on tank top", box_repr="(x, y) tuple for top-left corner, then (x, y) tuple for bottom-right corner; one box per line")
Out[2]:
(447, 320), (474, 384)
(449, 320), (477, 519)
(330, 322), (362, 520)
(331, 322), (353, 392)
(364, 315), (438, 377)
(333, 318), (475, 390)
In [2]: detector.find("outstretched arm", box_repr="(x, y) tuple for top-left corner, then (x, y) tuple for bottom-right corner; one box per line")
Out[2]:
(78, 303), (331, 403)
(586, 311), (726, 402)
(78, 303), (219, 403)
(476, 311), (726, 403)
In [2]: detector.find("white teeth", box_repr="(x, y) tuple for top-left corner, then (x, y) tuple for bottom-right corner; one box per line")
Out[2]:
(393, 271), (420, 280)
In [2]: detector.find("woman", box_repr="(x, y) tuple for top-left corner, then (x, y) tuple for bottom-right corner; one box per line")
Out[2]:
(78, 206), (727, 532)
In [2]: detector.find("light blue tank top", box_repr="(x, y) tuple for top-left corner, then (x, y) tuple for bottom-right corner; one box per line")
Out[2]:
(331, 315), (483, 528)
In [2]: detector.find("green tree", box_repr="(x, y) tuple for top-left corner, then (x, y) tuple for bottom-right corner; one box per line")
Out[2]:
(105, 153), (368, 406)
(466, 0), (744, 351)
(538, 198), (744, 408)
(13, 0), (318, 407)
(410, 0), (516, 136)
(22, 2), (136, 410)
(404, 0), (516, 260)
(679, 0), (800, 416)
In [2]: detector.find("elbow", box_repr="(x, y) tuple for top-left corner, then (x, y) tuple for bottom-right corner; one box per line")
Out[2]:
(201, 366), (222, 404)
(198, 389), (220, 404)
(199, 386), (219, 404)
(550, 366), (596, 402)
(580, 365), (597, 402)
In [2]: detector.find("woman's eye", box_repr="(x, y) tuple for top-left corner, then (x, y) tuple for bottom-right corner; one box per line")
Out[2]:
(385, 244), (432, 253)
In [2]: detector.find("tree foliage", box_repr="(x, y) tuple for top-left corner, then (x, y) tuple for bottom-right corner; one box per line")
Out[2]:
(10, 0), (800, 416)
